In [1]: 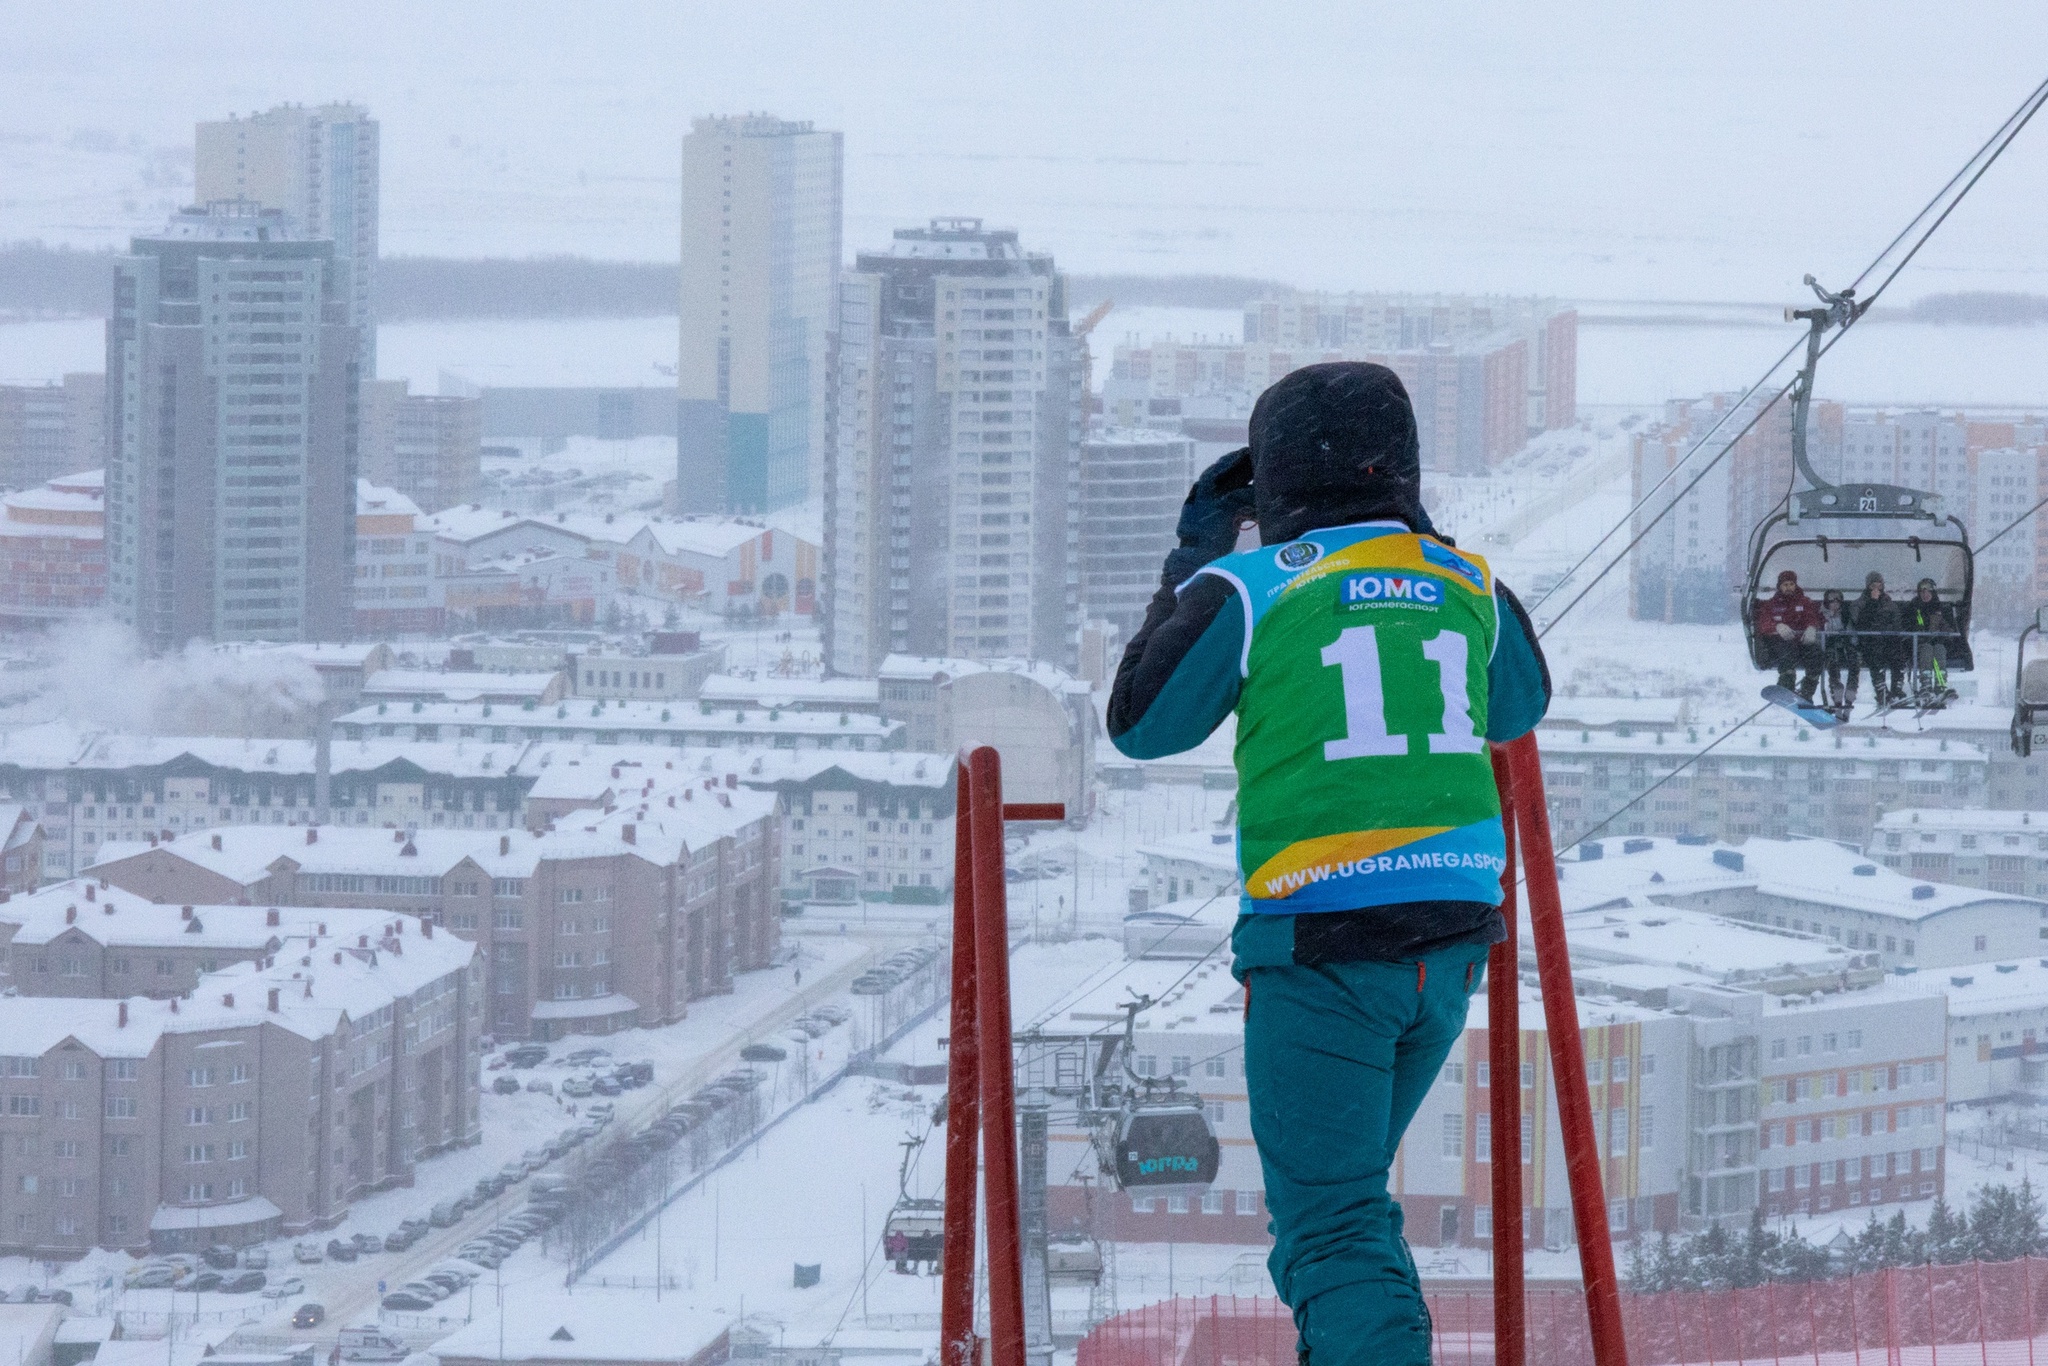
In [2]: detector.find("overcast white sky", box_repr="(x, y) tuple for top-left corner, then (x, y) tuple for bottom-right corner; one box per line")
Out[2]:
(2, 1), (2045, 299)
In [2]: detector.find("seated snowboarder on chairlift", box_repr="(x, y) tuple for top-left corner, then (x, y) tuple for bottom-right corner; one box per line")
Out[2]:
(1108, 362), (1552, 1366)
(1755, 569), (1824, 702)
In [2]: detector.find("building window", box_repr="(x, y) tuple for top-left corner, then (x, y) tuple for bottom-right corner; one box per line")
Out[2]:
(1201, 1190), (1223, 1214)
(1475, 1204), (1493, 1238)
(1167, 1194), (1189, 1214)
(1442, 1113), (1464, 1159)
(1131, 1195), (1154, 1214)
(1236, 1190), (1259, 1215)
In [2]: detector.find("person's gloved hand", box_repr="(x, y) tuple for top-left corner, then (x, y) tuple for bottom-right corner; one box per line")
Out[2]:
(1161, 448), (1254, 584)
(1176, 447), (1254, 552)
(1775, 623), (1795, 641)
(1801, 626), (1818, 645)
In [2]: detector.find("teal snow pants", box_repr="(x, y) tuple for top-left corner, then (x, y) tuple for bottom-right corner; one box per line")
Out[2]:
(1242, 943), (1490, 1366)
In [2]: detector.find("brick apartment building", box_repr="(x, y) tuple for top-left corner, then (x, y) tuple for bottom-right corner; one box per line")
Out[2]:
(83, 788), (779, 1040)
(0, 891), (478, 1257)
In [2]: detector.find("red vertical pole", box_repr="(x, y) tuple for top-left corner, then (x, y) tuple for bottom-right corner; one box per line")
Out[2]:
(939, 756), (982, 1366)
(2025, 1254), (2037, 1366)
(1489, 746), (1527, 1366)
(1502, 732), (1630, 1366)
(1973, 1259), (1989, 1366)
(968, 746), (1027, 1366)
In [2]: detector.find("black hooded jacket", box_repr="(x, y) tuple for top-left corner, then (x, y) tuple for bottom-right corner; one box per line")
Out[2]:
(1105, 363), (1551, 965)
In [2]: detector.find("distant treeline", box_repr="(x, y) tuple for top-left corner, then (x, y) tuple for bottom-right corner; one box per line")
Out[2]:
(0, 242), (116, 316)
(0, 243), (1301, 323)
(1066, 273), (1288, 311)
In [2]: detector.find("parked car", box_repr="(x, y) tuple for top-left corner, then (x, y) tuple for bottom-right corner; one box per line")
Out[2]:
(243, 1247), (270, 1269)
(491, 1076), (521, 1095)
(740, 1043), (786, 1062)
(504, 1045), (548, 1070)
(126, 1262), (175, 1288)
(262, 1276), (306, 1300)
(291, 1302), (326, 1329)
(423, 1271), (466, 1294)
(560, 1075), (594, 1098)
(524, 1078), (553, 1095)
(188, 1272), (223, 1293)
(339, 1326), (407, 1361)
(591, 1076), (622, 1096)
(325, 1239), (357, 1262)
(456, 1247), (501, 1269)
(382, 1231), (415, 1253)
(293, 1241), (324, 1264)
(351, 1232), (382, 1254)
(379, 1292), (433, 1313)
(44, 1290), (72, 1306)
(202, 1244), (241, 1270)
(220, 1270), (266, 1294)
(585, 1101), (614, 1122)
(401, 1280), (448, 1302)
(564, 1048), (609, 1064)
(428, 1202), (462, 1228)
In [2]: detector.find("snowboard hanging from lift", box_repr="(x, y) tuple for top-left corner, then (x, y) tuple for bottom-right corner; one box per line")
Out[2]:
(1761, 684), (1844, 728)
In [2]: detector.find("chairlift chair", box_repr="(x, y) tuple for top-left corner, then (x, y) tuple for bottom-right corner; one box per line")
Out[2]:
(2011, 608), (2048, 756)
(1045, 1234), (1104, 1287)
(1741, 276), (1975, 720)
(883, 1135), (944, 1274)
(882, 1197), (946, 1274)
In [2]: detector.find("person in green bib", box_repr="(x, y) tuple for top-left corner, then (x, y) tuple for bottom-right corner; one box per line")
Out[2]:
(1109, 362), (1551, 1366)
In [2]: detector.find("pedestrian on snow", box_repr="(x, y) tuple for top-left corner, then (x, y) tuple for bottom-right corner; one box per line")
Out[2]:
(1818, 588), (1860, 714)
(1753, 568), (1823, 700)
(1108, 362), (1552, 1366)
(1851, 572), (1907, 706)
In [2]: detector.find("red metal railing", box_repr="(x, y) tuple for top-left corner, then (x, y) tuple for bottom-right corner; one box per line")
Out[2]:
(940, 746), (1065, 1366)
(948, 734), (1627, 1366)
(1079, 1258), (2048, 1366)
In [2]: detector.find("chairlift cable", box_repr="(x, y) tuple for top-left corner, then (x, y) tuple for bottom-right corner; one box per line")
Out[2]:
(1975, 490), (2048, 557)
(1531, 73), (2048, 638)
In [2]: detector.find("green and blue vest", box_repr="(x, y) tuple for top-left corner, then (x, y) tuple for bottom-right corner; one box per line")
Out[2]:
(1194, 522), (1507, 914)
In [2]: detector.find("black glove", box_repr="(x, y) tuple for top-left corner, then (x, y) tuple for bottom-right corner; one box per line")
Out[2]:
(1161, 448), (1254, 585)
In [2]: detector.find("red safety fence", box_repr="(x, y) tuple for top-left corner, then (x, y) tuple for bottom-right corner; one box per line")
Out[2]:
(1078, 1258), (2048, 1366)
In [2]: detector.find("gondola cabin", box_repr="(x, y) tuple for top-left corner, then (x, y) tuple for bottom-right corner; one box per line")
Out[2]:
(1114, 1101), (1221, 1188)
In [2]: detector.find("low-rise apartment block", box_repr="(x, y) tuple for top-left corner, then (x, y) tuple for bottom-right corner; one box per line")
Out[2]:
(83, 789), (778, 1041)
(0, 893), (478, 1257)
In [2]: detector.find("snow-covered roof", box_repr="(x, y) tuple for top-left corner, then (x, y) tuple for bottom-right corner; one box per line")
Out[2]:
(1560, 897), (1856, 983)
(638, 518), (764, 558)
(1538, 696), (1690, 729)
(510, 742), (951, 797)
(91, 826), (511, 884)
(529, 992), (639, 1021)
(1561, 835), (2046, 924)
(877, 653), (1088, 695)
(1536, 724), (1983, 763)
(149, 1195), (281, 1231)
(337, 698), (902, 744)
(1138, 829), (1239, 871)
(356, 479), (422, 519)
(697, 674), (880, 709)
(1873, 809), (2048, 835)
(429, 1296), (728, 1364)
(362, 669), (562, 702)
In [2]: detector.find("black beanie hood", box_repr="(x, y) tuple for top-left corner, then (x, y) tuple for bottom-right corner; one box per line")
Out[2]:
(1248, 361), (1431, 545)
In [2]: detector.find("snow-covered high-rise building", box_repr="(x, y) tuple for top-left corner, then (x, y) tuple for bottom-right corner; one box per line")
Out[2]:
(106, 203), (359, 648)
(823, 219), (1082, 674)
(676, 114), (842, 514)
(195, 103), (379, 377)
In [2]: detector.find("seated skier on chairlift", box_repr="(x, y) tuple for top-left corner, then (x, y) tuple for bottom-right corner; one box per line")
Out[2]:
(1753, 569), (1823, 702)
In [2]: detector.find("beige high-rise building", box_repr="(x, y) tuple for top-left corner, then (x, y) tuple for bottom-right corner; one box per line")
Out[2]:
(195, 103), (379, 377)
(677, 115), (841, 514)
(824, 219), (1083, 672)
(360, 379), (481, 513)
